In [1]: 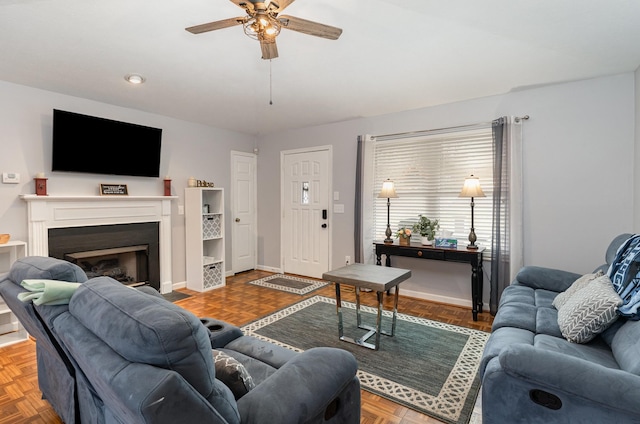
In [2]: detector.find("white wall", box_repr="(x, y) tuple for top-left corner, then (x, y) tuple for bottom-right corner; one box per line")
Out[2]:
(0, 80), (256, 284)
(1, 72), (635, 308)
(635, 66), (640, 233)
(257, 73), (636, 308)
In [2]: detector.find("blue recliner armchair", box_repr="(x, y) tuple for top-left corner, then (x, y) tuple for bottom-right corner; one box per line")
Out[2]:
(1, 257), (361, 424)
(0, 256), (88, 423)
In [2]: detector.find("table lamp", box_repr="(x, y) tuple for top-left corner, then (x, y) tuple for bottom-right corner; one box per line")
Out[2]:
(459, 175), (485, 249)
(378, 179), (398, 244)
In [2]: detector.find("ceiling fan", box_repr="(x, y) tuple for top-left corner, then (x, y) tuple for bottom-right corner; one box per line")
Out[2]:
(186, 0), (342, 60)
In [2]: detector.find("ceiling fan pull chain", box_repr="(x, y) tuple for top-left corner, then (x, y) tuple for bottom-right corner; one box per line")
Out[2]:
(269, 59), (273, 105)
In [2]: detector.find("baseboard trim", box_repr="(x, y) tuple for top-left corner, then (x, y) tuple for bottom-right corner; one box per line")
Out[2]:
(161, 281), (174, 294)
(256, 264), (282, 273)
(173, 268), (487, 312)
(400, 287), (488, 312)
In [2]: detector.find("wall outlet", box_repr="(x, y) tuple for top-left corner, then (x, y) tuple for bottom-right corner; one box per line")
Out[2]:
(345, 256), (351, 265)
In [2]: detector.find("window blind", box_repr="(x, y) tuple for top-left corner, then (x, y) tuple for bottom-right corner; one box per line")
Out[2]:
(372, 127), (494, 251)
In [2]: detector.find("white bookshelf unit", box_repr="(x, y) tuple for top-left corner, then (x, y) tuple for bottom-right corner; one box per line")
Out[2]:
(0, 240), (29, 347)
(185, 188), (225, 291)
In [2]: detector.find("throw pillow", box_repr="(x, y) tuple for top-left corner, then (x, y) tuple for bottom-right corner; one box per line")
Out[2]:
(552, 270), (603, 310)
(212, 350), (255, 399)
(557, 274), (622, 343)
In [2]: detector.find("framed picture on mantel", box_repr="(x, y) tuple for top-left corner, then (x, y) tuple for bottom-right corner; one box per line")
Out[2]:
(100, 184), (129, 196)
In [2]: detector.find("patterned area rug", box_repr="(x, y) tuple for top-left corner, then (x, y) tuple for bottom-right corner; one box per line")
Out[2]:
(247, 274), (328, 295)
(242, 296), (488, 424)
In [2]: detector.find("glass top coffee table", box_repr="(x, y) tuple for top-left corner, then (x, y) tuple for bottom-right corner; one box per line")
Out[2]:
(322, 263), (411, 350)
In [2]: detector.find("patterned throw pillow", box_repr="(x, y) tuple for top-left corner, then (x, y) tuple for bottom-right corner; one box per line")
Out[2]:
(212, 350), (256, 400)
(557, 274), (622, 343)
(552, 270), (603, 310)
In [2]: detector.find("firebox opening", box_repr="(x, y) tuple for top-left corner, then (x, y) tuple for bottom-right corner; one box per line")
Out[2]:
(65, 245), (149, 286)
(48, 222), (160, 290)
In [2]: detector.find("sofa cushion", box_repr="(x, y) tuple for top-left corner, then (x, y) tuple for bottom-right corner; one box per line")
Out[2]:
(534, 289), (558, 309)
(533, 334), (619, 369)
(213, 350), (256, 399)
(499, 285), (535, 307)
(8, 256), (87, 285)
(69, 277), (216, 396)
(557, 275), (622, 343)
(552, 270), (603, 311)
(611, 320), (640, 375)
(491, 303), (537, 332)
(535, 307), (562, 338)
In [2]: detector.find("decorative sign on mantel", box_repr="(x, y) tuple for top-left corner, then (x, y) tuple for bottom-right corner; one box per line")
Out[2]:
(100, 184), (129, 196)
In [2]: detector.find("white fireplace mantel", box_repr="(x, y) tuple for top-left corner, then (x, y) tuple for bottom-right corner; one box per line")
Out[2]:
(21, 195), (177, 294)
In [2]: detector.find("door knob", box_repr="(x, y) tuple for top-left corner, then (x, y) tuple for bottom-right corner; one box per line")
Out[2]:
(322, 223), (327, 228)
(235, 218), (240, 222)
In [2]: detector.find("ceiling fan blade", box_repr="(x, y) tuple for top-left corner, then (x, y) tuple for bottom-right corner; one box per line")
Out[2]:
(278, 15), (342, 40)
(268, 0), (295, 13)
(260, 37), (279, 59)
(229, 0), (255, 12)
(186, 17), (245, 34)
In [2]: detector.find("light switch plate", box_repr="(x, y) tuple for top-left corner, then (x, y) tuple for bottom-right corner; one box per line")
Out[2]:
(2, 172), (20, 183)
(334, 204), (345, 213)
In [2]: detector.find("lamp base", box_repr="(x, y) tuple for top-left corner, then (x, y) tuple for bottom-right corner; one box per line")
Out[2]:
(467, 228), (478, 250)
(383, 238), (393, 244)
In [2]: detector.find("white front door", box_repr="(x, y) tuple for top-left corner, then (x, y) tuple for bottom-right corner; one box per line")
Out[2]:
(281, 147), (331, 278)
(231, 151), (257, 273)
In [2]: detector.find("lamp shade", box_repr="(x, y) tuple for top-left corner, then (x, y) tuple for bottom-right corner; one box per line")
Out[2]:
(377, 179), (398, 198)
(459, 175), (486, 198)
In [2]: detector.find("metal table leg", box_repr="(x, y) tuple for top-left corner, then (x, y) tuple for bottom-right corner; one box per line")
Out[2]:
(337, 285), (400, 351)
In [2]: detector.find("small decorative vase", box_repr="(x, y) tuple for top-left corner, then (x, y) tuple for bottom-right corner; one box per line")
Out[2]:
(421, 236), (433, 246)
(399, 236), (410, 246)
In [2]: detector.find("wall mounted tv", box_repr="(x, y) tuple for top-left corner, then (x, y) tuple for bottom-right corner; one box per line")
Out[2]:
(52, 109), (163, 178)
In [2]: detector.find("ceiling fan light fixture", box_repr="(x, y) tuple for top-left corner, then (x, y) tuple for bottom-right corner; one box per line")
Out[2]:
(265, 24), (278, 35)
(243, 13), (281, 40)
(124, 73), (145, 84)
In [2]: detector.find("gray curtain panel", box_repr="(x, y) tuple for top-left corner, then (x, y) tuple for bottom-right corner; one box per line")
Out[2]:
(354, 135), (365, 263)
(490, 117), (510, 315)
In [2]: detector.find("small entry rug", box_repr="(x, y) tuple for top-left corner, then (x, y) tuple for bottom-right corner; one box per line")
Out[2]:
(242, 295), (488, 424)
(162, 291), (191, 302)
(247, 274), (328, 295)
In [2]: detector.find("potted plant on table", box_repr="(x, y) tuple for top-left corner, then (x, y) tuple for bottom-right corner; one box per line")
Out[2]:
(395, 227), (412, 246)
(412, 215), (439, 246)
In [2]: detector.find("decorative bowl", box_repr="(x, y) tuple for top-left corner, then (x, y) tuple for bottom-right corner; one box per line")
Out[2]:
(0, 234), (10, 244)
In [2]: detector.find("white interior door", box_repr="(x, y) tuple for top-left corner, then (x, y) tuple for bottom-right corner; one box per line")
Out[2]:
(281, 147), (331, 278)
(231, 151), (257, 273)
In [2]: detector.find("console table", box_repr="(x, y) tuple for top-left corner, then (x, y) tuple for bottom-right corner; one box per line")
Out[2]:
(374, 241), (485, 321)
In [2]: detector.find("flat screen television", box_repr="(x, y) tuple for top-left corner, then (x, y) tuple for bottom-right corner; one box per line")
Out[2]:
(52, 109), (163, 178)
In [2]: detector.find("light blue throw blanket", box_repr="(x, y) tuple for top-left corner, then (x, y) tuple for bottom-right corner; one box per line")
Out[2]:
(17, 279), (81, 305)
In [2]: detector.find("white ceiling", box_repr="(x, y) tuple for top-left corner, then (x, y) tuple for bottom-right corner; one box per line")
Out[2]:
(1, 0), (640, 136)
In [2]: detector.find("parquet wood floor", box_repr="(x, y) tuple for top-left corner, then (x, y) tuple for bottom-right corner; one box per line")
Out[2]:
(0, 270), (493, 424)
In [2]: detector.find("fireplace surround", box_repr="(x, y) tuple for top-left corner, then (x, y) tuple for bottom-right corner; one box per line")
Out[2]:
(21, 195), (175, 293)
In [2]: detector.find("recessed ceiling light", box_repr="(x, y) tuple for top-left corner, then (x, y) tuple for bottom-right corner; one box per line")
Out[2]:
(124, 73), (145, 84)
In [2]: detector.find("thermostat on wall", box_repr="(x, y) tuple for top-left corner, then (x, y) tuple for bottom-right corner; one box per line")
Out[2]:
(2, 172), (20, 183)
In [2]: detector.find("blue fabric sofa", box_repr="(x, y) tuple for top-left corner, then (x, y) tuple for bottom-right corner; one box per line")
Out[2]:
(479, 234), (640, 423)
(0, 256), (361, 424)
